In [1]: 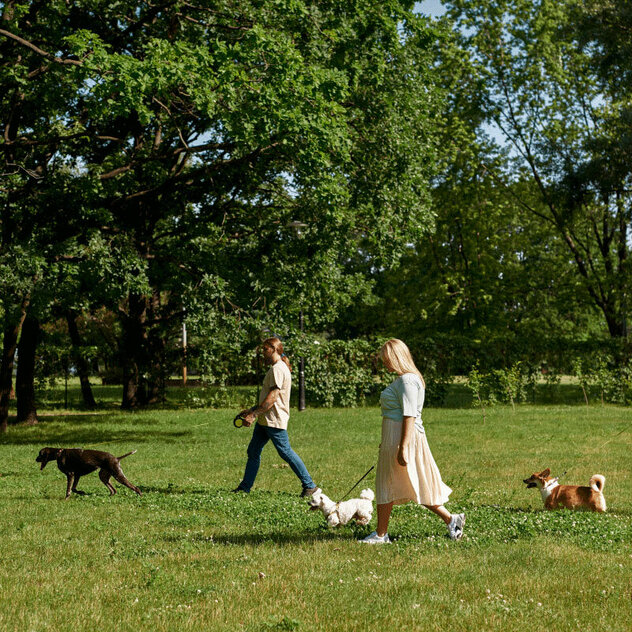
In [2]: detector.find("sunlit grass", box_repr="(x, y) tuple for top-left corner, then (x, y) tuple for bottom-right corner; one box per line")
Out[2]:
(1, 404), (631, 631)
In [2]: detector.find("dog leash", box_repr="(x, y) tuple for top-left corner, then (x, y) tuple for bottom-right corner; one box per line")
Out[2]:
(337, 465), (375, 502)
(557, 422), (632, 482)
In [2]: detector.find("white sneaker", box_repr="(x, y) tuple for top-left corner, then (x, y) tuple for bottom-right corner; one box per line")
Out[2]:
(448, 513), (465, 541)
(359, 530), (391, 544)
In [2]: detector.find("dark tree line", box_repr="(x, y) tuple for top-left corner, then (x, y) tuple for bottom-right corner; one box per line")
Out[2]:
(2, 1), (631, 429)
(0, 1), (443, 429)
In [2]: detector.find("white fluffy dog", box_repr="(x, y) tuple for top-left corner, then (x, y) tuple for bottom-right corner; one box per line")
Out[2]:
(308, 488), (375, 527)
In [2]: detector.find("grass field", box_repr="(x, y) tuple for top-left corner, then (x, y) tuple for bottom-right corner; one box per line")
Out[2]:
(1, 402), (631, 631)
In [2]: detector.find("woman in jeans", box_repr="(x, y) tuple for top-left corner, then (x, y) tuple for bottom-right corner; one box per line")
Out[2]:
(360, 338), (465, 543)
(233, 337), (318, 497)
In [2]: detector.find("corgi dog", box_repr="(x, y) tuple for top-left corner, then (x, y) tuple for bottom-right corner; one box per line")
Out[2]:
(523, 468), (606, 512)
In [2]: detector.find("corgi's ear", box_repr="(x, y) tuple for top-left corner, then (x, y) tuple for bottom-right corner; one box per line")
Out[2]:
(540, 468), (550, 478)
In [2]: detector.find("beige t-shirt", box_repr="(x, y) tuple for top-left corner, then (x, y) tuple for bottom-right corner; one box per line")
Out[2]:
(257, 360), (291, 429)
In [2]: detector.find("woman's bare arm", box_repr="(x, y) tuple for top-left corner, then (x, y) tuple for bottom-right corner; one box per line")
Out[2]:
(398, 416), (416, 466)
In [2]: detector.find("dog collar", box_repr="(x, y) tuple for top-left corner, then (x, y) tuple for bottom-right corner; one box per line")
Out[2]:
(324, 502), (340, 517)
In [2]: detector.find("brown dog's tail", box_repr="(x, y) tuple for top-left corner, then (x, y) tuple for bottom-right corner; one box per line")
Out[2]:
(117, 450), (137, 460)
(590, 474), (605, 493)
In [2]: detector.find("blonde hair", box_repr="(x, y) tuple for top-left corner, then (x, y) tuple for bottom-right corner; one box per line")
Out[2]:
(379, 339), (425, 387)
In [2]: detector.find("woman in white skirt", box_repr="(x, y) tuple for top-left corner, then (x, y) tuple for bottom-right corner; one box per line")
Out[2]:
(360, 339), (465, 544)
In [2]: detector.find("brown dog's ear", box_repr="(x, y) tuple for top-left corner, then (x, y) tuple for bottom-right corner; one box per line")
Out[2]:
(540, 468), (551, 478)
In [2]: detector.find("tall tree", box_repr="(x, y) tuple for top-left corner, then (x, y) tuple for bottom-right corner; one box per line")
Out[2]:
(1, 1), (446, 410)
(442, 0), (631, 339)
(0, 0), (105, 428)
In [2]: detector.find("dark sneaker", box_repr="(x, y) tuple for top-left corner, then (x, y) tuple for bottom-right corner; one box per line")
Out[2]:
(232, 486), (249, 494)
(300, 486), (320, 498)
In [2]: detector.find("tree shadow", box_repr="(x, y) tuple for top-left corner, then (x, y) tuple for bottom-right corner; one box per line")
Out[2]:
(474, 503), (632, 517)
(141, 485), (209, 495)
(475, 504), (541, 514)
(10, 489), (143, 501)
(0, 414), (191, 446)
(195, 530), (353, 547)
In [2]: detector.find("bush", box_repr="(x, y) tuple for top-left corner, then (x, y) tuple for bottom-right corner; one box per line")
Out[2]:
(294, 337), (390, 407)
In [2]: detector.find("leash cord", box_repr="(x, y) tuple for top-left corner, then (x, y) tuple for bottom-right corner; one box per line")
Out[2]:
(337, 465), (375, 502)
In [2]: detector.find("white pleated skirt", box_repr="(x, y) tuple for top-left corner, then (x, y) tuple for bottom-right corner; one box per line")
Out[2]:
(376, 417), (452, 506)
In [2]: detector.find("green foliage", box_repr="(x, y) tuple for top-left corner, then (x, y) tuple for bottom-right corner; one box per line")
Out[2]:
(295, 337), (390, 408)
(1, 1), (446, 414)
(593, 358), (632, 406)
(569, 350), (632, 406)
(440, 0), (632, 339)
(492, 363), (525, 411)
(467, 356), (632, 410)
(466, 365), (492, 417)
(467, 363), (537, 412)
(572, 358), (592, 406)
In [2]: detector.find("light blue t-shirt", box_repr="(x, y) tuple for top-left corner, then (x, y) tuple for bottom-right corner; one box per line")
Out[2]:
(380, 373), (425, 432)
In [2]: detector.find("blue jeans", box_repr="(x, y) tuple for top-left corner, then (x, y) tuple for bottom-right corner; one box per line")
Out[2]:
(238, 423), (314, 492)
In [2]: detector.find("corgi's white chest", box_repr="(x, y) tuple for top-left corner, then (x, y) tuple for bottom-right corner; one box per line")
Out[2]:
(540, 480), (559, 501)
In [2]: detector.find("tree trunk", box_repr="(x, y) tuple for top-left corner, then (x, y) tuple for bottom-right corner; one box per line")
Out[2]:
(66, 310), (97, 409)
(0, 298), (29, 432)
(122, 360), (143, 408)
(146, 287), (165, 404)
(120, 294), (149, 409)
(16, 314), (39, 424)
(604, 311), (628, 339)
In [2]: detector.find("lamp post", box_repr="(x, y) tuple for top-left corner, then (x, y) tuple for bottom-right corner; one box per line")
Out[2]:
(299, 310), (306, 411)
(182, 318), (188, 387)
(288, 221), (308, 412)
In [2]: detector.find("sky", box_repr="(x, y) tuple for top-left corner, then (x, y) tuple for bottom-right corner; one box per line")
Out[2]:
(414, 1), (508, 147)
(414, 1), (447, 18)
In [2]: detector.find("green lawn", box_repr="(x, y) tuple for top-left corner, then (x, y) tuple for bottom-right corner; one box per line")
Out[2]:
(1, 404), (631, 631)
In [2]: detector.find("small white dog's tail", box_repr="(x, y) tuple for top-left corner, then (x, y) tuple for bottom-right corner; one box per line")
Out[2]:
(360, 488), (375, 501)
(590, 474), (605, 493)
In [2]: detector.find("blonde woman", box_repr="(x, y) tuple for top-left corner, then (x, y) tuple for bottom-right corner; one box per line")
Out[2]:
(360, 339), (464, 543)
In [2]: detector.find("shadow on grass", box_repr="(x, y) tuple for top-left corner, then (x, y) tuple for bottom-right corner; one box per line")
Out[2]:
(475, 504), (541, 513)
(475, 502), (632, 517)
(200, 530), (354, 547)
(13, 490), (144, 501)
(141, 485), (209, 495)
(0, 415), (191, 446)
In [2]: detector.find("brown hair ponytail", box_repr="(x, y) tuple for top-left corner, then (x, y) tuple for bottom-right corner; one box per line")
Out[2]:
(262, 337), (292, 372)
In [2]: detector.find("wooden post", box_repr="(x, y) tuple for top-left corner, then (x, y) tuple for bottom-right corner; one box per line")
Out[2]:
(182, 320), (187, 387)
(298, 310), (305, 411)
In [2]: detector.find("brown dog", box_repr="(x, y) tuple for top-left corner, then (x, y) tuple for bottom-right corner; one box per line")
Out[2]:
(523, 468), (606, 512)
(36, 447), (142, 499)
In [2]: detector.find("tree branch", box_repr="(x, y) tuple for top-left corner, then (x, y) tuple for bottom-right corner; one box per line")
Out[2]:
(0, 28), (83, 66)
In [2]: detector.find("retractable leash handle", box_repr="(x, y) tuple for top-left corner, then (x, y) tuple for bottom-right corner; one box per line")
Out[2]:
(233, 413), (246, 428)
(234, 405), (258, 428)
